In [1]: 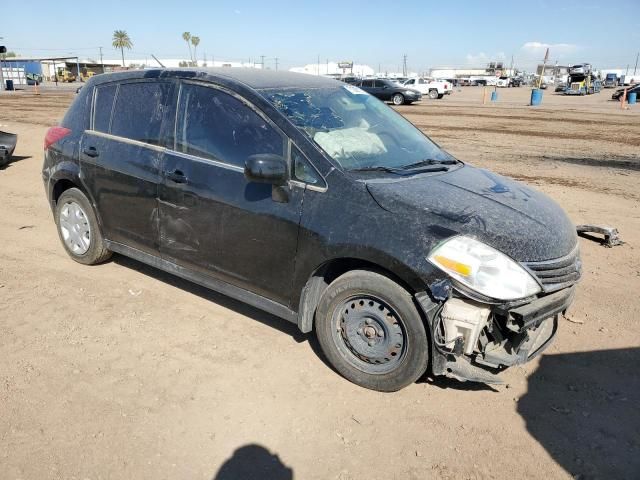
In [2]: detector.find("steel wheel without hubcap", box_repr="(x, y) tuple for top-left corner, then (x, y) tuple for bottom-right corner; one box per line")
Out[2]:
(59, 200), (91, 255)
(392, 94), (404, 105)
(331, 295), (407, 374)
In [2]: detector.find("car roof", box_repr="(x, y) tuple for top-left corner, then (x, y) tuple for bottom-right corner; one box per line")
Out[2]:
(90, 67), (340, 91)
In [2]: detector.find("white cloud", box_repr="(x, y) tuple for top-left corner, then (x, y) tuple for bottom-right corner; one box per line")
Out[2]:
(516, 42), (579, 67)
(521, 42), (577, 55)
(465, 51), (506, 65)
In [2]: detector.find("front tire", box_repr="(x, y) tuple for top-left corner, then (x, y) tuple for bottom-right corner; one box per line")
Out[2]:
(391, 93), (405, 105)
(315, 270), (429, 392)
(55, 188), (112, 265)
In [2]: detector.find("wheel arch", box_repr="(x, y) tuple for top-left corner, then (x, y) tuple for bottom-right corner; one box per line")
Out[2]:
(50, 170), (104, 231)
(296, 257), (421, 333)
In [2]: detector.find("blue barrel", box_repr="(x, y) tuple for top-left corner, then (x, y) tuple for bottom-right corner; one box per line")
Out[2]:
(530, 88), (543, 106)
(5, 80), (14, 91)
(628, 92), (637, 105)
(490, 91), (498, 102)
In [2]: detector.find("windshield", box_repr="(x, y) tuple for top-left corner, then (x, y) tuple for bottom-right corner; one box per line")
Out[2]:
(262, 85), (455, 171)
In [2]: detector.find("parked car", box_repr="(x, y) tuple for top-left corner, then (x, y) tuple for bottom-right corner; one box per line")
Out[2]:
(496, 77), (510, 88)
(402, 77), (451, 99)
(43, 69), (581, 391)
(569, 63), (592, 75)
(355, 78), (421, 105)
(604, 73), (619, 88)
(611, 83), (640, 100)
(555, 82), (567, 92)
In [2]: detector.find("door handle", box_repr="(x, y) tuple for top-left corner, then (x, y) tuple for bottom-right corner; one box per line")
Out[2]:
(165, 169), (187, 184)
(83, 146), (99, 158)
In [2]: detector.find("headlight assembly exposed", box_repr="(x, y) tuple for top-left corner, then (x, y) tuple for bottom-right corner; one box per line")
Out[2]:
(427, 236), (541, 301)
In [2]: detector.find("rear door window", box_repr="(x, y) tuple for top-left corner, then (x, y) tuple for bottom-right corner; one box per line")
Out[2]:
(93, 84), (117, 133)
(175, 83), (285, 167)
(110, 82), (172, 145)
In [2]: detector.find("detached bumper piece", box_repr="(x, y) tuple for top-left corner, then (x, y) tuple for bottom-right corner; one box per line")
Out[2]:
(0, 131), (18, 167)
(576, 224), (623, 247)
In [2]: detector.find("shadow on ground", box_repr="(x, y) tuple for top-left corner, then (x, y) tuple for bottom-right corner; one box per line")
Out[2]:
(114, 255), (308, 343)
(0, 155), (31, 170)
(518, 347), (640, 478)
(212, 444), (293, 480)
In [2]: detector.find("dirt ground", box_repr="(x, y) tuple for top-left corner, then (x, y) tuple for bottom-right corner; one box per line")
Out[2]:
(1, 85), (639, 480)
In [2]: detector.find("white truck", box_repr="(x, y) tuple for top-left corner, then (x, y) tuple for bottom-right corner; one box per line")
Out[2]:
(402, 78), (452, 99)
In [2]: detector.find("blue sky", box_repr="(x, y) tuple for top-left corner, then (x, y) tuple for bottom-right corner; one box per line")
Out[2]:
(2, 0), (639, 71)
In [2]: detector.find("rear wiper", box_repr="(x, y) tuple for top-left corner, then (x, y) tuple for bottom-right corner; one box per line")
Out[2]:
(399, 158), (458, 170)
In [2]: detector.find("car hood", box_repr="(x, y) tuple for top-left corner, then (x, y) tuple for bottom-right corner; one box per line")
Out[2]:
(365, 165), (578, 262)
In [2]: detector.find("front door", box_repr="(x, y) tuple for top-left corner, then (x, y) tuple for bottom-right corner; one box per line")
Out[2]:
(159, 82), (304, 306)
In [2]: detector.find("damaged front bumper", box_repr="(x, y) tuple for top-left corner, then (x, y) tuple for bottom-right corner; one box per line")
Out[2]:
(415, 286), (576, 384)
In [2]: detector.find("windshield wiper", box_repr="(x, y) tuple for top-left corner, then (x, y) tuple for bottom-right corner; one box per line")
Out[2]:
(350, 165), (405, 174)
(350, 165), (450, 175)
(398, 158), (458, 170)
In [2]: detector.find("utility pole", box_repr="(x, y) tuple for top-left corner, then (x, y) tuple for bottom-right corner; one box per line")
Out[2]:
(317, 54), (320, 75)
(99, 46), (104, 73)
(274, 57), (278, 71)
(634, 52), (639, 75)
(260, 55), (265, 70)
(0, 36), (5, 91)
(402, 54), (407, 77)
(326, 58), (329, 75)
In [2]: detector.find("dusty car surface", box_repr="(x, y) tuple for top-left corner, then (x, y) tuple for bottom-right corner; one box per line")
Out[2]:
(42, 68), (581, 391)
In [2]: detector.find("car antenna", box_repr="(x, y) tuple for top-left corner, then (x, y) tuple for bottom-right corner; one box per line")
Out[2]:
(151, 54), (165, 68)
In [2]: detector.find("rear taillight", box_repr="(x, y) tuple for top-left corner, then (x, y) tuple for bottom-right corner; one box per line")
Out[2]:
(44, 126), (71, 150)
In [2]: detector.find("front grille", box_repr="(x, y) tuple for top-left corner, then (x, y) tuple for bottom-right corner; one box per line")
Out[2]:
(570, 82), (581, 91)
(523, 246), (582, 293)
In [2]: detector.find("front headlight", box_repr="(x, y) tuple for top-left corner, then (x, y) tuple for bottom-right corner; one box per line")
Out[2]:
(427, 236), (541, 301)
(405, 90), (416, 95)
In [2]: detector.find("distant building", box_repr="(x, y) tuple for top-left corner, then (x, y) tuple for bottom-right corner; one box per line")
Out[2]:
(290, 61), (374, 77)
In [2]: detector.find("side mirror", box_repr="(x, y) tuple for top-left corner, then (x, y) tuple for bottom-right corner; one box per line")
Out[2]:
(245, 154), (287, 185)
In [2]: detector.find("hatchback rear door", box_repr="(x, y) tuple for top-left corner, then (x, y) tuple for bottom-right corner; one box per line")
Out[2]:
(80, 80), (174, 255)
(158, 81), (305, 306)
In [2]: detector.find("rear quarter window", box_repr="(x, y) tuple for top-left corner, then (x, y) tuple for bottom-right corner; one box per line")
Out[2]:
(92, 84), (117, 133)
(110, 82), (172, 145)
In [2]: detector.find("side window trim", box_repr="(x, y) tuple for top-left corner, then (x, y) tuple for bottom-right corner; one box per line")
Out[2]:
(91, 82), (119, 133)
(171, 80), (287, 170)
(289, 140), (328, 192)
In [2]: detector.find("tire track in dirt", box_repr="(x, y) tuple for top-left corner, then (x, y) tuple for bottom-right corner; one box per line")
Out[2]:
(400, 109), (635, 127)
(413, 123), (640, 147)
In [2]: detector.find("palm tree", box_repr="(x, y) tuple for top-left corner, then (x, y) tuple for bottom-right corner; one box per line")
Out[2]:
(191, 36), (200, 66)
(182, 32), (192, 64)
(112, 30), (133, 67)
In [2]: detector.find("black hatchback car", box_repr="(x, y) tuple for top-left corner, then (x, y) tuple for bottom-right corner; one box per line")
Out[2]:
(354, 78), (421, 105)
(43, 68), (581, 391)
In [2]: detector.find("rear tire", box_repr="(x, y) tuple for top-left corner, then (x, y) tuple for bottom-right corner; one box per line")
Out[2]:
(315, 270), (429, 392)
(391, 93), (405, 105)
(55, 188), (112, 265)
(428, 89), (439, 99)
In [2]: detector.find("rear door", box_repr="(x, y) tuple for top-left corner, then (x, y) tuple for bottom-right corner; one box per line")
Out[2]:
(158, 81), (306, 305)
(80, 80), (174, 255)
